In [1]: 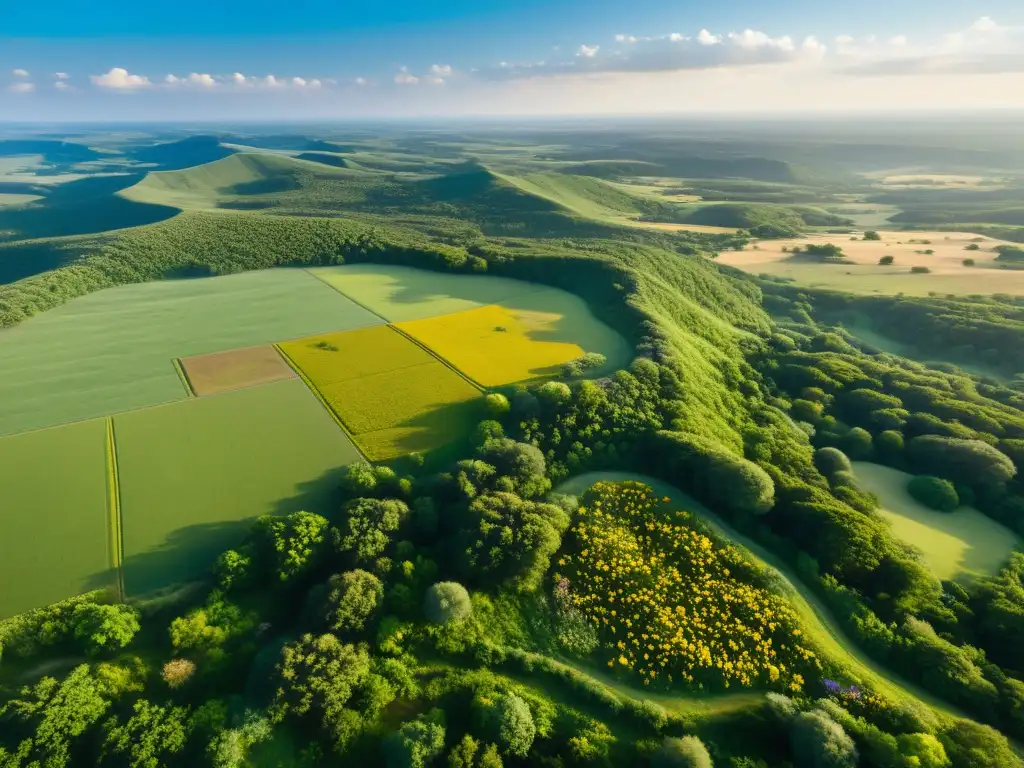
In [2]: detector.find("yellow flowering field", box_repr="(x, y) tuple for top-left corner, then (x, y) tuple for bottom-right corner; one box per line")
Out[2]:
(396, 304), (586, 386)
(555, 481), (820, 692)
(278, 325), (482, 460)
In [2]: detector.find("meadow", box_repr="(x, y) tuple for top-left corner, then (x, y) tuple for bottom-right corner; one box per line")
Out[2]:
(0, 268), (380, 436)
(113, 380), (362, 595)
(278, 325), (484, 460)
(0, 419), (114, 618)
(719, 229), (1024, 296)
(851, 462), (1020, 582)
(179, 344), (296, 397)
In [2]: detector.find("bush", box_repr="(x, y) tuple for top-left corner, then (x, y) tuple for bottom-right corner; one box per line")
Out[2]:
(878, 255), (894, 265)
(965, 244), (981, 251)
(907, 436), (1017, 487)
(790, 710), (858, 768)
(814, 447), (852, 477)
(864, 231), (881, 241)
(485, 393), (510, 417)
(907, 476), (959, 512)
(963, 258), (976, 267)
(494, 693), (536, 757)
(72, 603), (141, 654)
(841, 427), (873, 460)
(651, 736), (713, 768)
(424, 582), (472, 624)
(323, 570), (384, 634)
(911, 266), (931, 274)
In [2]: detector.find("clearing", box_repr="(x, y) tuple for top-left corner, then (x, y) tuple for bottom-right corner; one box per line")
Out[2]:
(0, 419), (114, 618)
(114, 379), (362, 595)
(0, 268), (381, 436)
(278, 325), (484, 461)
(719, 229), (1024, 296)
(179, 345), (296, 396)
(852, 462), (1020, 582)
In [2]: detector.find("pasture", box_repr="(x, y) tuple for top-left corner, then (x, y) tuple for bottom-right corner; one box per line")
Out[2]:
(0, 268), (381, 436)
(114, 380), (362, 595)
(279, 325), (484, 460)
(397, 291), (629, 386)
(719, 229), (1024, 296)
(0, 419), (114, 618)
(180, 345), (295, 396)
(852, 462), (1020, 582)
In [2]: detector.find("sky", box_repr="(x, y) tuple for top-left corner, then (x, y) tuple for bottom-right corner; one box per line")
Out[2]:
(2, 0), (1024, 120)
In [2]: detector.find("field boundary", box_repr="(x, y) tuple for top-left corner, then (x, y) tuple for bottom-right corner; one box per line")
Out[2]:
(105, 417), (125, 602)
(388, 324), (487, 392)
(171, 357), (196, 397)
(273, 343), (369, 461)
(302, 268), (391, 323)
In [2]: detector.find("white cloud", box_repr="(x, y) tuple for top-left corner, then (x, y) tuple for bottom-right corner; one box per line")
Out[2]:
(8, 82), (35, 93)
(91, 67), (151, 90)
(971, 17), (998, 33)
(54, 81), (71, 91)
(54, 72), (69, 80)
(12, 68), (29, 78)
(578, 44), (599, 58)
(231, 72), (249, 87)
(615, 34), (638, 44)
(889, 35), (908, 47)
(430, 64), (453, 76)
(697, 29), (721, 45)
(394, 66), (419, 85)
(354, 77), (368, 86)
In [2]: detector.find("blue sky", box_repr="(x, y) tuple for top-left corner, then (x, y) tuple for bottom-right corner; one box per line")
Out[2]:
(3, 1), (1023, 119)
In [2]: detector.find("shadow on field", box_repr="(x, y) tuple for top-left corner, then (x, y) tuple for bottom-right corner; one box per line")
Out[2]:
(86, 467), (350, 599)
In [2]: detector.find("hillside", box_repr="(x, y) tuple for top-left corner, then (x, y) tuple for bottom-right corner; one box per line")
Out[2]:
(127, 135), (237, 170)
(295, 152), (361, 169)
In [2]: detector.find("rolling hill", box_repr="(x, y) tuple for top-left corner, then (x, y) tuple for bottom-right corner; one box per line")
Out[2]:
(127, 135), (237, 170)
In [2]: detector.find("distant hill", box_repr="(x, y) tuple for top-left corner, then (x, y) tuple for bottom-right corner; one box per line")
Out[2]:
(680, 202), (851, 235)
(221, 134), (358, 153)
(128, 136), (236, 170)
(559, 160), (667, 178)
(295, 152), (358, 169)
(0, 140), (102, 163)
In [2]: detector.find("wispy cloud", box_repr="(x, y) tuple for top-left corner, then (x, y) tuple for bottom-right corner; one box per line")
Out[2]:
(8, 82), (35, 93)
(11, 68), (29, 78)
(394, 66), (419, 85)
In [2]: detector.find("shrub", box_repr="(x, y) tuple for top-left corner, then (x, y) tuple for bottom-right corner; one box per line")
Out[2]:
(424, 582), (472, 624)
(814, 447), (852, 477)
(963, 258), (976, 267)
(651, 736), (713, 768)
(911, 266), (931, 274)
(907, 476), (959, 512)
(162, 658), (196, 689)
(384, 713), (446, 768)
(965, 244), (981, 251)
(537, 381), (572, 405)
(790, 710), (858, 768)
(907, 436), (1017, 487)
(494, 693), (536, 757)
(72, 603), (141, 654)
(878, 255), (894, 266)
(841, 427), (873, 460)
(864, 231), (881, 241)
(485, 393), (510, 417)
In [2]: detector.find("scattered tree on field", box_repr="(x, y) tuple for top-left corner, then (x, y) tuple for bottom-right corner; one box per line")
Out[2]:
(864, 231), (881, 241)
(879, 255), (894, 265)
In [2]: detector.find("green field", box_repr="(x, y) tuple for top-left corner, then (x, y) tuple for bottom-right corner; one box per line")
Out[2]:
(0, 419), (114, 618)
(0, 268), (381, 436)
(114, 379), (362, 595)
(852, 462), (1021, 582)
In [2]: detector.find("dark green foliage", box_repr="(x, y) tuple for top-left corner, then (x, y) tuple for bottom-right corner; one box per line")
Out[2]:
(907, 476), (960, 512)
(447, 734), (480, 768)
(213, 549), (254, 592)
(424, 582), (473, 624)
(477, 439), (551, 499)
(335, 498), (410, 568)
(814, 447), (852, 477)
(323, 570), (385, 635)
(101, 699), (190, 768)
(863, 231), (881, 241)
(911, 266), (932, 274)
(384, 712), (446, 768)
(790, 710), (858, 768)
(0, 665), (110, 768)
(841, 427), (873, 460)
(907, 436), (1017, 487)
(249, 510), (331, 583)
(878, 255), (894, 265)
(484, 394), (510, 417)
(458, 493), (569, 591)
(651, 735), (714, 768)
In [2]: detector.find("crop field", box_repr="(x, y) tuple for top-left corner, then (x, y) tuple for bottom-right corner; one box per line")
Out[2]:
(179, 344), (295, 396)
(114, 379), (362, 595)
(852, 462), (1020, 582)
(0, 419), (114, 618)
(278, 325), (483, 460)
(719, 229), (1024, 296)
(396, 290), (629, 386)
(307, 263), (543, 322)
(0, 268), (381, 436)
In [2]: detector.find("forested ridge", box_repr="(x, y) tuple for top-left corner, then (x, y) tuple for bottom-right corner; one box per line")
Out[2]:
(3, 202), (1024, 767)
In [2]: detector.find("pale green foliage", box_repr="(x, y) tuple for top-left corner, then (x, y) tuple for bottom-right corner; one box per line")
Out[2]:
(651, 735), (713, 768)
(324, 569), (384, 634)
(485, 393), (511, 417)
(494, 693), (535, 757)
(897, 733), (950, 768)
(447, 734), (479, 768)
(102, 699), (190, 768)
(791, 710), (858, 768)
(209, 710), (272, 768)
(335, 498), (409, 566)
(384, 713), (446, 768)
(271, 633), (370, 726)
(213, 549), (253, 591)
(424, 582), (473, 624)
(252, 510), (331, 582)
(71, 603), (140, 654)
(169, 593), (255, 654)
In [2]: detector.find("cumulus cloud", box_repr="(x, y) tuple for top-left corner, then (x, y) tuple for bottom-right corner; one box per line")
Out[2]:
(12, 68), (29, 78)
(165, 72), (217, 87)
(8, 82), (35, 93)
(578, 44), (599, 58)
(394, 66), (419, 85)
(54, 72), (69, 80)
(91, 67), (151, 90)
(430, 64), (453, 76)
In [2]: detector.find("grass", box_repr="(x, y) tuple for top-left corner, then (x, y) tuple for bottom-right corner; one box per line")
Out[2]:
(0, 193), (43, 208)
(0, 268), (381, 436)
(0, 419), (114, 618)
(852, 462), (1021, 582)
(307, 263), (543, 322)
(279, 325), (484, 460)
(397, 291), (630, 386)
(179, 345), (296, 397)
(113, 379), (362, 595)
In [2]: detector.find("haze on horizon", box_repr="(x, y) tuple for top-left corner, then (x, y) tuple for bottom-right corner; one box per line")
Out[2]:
(2, 0), (1024, 120)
